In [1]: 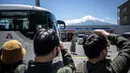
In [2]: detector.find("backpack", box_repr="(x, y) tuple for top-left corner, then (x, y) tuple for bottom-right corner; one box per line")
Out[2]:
(76, 59), (112, 73)
(15, 63), (27, 73)
(14, 50), (66, 73)
(14, 61), (64, 73)
(76, 61), (88, 73)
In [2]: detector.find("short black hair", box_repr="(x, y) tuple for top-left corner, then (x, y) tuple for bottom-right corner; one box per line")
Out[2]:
(83, 34), (108, 59)
(33, 28), (60, 56)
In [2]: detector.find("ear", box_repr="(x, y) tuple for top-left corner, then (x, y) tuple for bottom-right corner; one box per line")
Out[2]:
(52, 47), (57, 57)
(99, 50), (104, 58)
(100, 49), (107, 60)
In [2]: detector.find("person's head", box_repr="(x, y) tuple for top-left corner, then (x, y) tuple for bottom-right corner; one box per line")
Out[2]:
(1, 40), (26, 64)
(33, 28), (60, 60)
(83, 34), (109, 61)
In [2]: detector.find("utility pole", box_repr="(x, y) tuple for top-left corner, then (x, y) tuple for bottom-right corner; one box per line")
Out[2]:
(36, 0), (40, 7)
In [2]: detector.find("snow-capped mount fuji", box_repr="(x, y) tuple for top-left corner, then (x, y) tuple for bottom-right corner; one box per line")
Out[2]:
(65, 15), (115, 25)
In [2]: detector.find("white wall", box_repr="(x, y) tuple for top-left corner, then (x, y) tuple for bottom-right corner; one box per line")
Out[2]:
(65, 25), (130, 35)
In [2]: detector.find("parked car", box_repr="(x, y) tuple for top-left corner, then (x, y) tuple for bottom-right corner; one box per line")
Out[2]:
(77, 34), (85, 45)
(122, 32), (130, 40)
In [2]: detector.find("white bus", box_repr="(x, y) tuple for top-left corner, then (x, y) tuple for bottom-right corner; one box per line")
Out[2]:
(0, 4), (66, 66)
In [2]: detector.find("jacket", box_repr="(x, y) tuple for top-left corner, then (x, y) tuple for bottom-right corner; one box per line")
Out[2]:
(0, 59), (23, 73)
(86, 34), (130, 73)
(26, 49), (76, 73)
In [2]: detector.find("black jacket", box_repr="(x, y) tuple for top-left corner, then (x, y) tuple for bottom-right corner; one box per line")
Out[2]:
(87, 34), (130, 73)
(0, 60), (23, 73)
(26, 49), (75, 73)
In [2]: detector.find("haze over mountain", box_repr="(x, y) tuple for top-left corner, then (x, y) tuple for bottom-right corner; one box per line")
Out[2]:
(65, 15), (116, 25)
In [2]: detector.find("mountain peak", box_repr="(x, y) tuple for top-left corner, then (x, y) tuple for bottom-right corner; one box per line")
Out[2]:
(65, 15), (114, 25)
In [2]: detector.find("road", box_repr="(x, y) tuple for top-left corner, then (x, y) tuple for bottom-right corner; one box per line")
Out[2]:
(63, 42), (118, 65)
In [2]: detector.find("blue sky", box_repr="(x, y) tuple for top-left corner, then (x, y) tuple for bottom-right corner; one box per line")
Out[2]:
(0, 0), (128, 24)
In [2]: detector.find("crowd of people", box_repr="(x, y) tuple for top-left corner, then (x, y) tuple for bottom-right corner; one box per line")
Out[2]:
(0, 29), (130, 73)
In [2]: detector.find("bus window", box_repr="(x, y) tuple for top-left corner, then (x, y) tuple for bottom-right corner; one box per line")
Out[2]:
(0, 19), (10, 30)
(36, 24), (42, 30)
(30, 11), (56, 29)
(23, 20), (29, 30)
(0, 11), (60, 40)
(0, 25), (5, 30)
(47, 18), (53, 29)
(9, 22), (14, 30)
(0, 12), (29, 30)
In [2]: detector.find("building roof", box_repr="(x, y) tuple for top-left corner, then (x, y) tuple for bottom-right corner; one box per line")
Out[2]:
(118, 0), (130, 8)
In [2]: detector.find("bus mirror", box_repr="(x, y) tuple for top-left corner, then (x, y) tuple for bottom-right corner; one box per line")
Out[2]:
(57, 20), (66, 30)
(57, 20), (65, 25)
(57, 20), (66, 41)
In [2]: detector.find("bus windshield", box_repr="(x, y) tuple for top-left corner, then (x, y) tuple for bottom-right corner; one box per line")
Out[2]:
(0, 11), (57, 39)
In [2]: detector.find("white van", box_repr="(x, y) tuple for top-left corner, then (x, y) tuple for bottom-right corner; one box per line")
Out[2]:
(77, 34), (85, 45)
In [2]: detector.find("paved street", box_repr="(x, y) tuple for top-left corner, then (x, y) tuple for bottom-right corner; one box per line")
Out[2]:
(63, 42), (118, 65)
